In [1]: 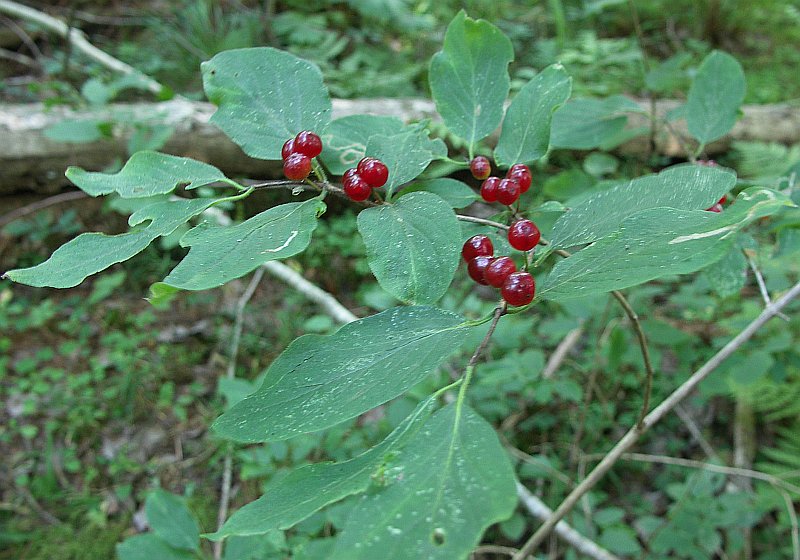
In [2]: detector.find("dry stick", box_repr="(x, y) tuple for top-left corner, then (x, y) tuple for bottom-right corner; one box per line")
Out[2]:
(213, 268), (266, 560)
(542, 322), (585, 379)
(674, 404), (721, 460)
(471, 544), (524, 558)
(0, 0), (164, 95)
(512, 280), (800, 560)
(516, 483), (621, 560)
(0, 190), (87, 229)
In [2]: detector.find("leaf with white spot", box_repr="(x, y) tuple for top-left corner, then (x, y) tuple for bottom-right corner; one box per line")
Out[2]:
(358, 192), (461, 304)
(319, 115), (407, 175)
(212, 306), (471, 442)
(539, 187), (793, 301)
(331, 403), (517, 560)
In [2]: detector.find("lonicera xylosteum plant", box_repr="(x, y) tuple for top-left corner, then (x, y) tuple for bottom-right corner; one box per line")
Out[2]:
(3, 10), (796, 560)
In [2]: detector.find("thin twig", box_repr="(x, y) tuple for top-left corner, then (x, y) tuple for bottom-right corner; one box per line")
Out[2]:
(471, 544), (524, 558)
(456, 214), (510, 231)
(516, 483), (621, 560)
(746, 252), (790, 321)
(512, 281), (800, 560)
(0, 190), (87, 229)
(674, 404), (720, 460)
(213, 268), (265, 560)
(781, 489), (800, 560)
(0, 13), (44, 70)
(0, 0), (164, 94)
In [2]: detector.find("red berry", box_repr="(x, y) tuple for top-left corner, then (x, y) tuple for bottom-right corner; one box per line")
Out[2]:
(718, 195), (727, 204)
(484, 256), (517, 288)
(293, 131), (323, 158)
(343, 171), (371, 201)
(283, 153), (311, 181)
(357, 158), (389, 188)
(508, 167), (532, 193)
(706, 203), (723, 213)
(508, 219), (541, 251)
(480, 177), (500, 203)
(501, 272), (535, 306)
(470, 156), (491, 180)
(467, 256), (493, 285)
(462, 235), (494, 262)
(508, 163), (530, 175)
(281, 138), (296, 160)
(496, 179), (520, 206)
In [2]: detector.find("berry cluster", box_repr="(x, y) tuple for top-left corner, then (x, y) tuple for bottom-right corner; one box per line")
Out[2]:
(461, 218), (541, 307)
(282, 131), (323, 181)
(342, 157), (389, 202)
(472, 161), (533, 207)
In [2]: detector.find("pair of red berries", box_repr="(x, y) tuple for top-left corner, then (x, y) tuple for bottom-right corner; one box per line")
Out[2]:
(343, 157), (389, 202)
(470, 158), (533, 207)
(282, 131), (323, 181)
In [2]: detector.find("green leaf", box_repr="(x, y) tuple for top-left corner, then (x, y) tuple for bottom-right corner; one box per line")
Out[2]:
(207, 396), (439, 540)
(116, 534), (195, 560)
(494, 64), (572, 166)
(331, 403), (517, 560)
(686, 51), (746, 144)
(429, 11), (513, 150)
(550, 95), (644, 150)
(158, 199), (325, 292)
(145, 489), (200, 551)
(539, 188), (793, 301)
(66, 151), (227, 198)
(44, 119), (109, 143)
(212, 306), (470, 442)
(202, 47), (332, 160)
(4, 197), (221, 288)
(364, 128), (444, 198)
(703, 242), (747, 298)
(400, 178), (478, 208)
(548, 164), (737, 250)
(320, 115), (406, 175)
(599, 526), (641, 555)
(358, 192), (461, 304)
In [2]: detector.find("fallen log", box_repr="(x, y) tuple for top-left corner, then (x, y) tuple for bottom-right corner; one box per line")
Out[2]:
(1, 97), (798, 194)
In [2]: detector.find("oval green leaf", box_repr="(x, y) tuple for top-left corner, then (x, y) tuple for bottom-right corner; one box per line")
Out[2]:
(202, 47), (332, 160)
(429, 11), (513, 151)
(212, 306), (470, 442)
(331, 403), (517, 560)
(686, 50), (746, 145)
(494, 64), (572, 167)
(145, 489), (200, 551)
(319, 115), (406, 175)
(358, 192), (461, 304)
(400, 178), (479, 209)
(550, 95), (644, 150)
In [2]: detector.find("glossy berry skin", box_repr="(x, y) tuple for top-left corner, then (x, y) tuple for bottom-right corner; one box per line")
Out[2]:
(508, 167), (532, 193)
(281, 138), (296, 160)
(343, 172), (371, 201)
(480, 177), (500, 203)
(293, 131), (323, 158)
(484, 256), (517, 288)
(470, 156), (491, 180)
(462, 235), (494, 262)
(718, 195), (728, 204)
(467, 256), (493, 285)
(501, 272), (535, 306)
(706, 203), (723, 213)
(508, 219), (541, 251)
(508, 163), (530, 175)
(496, 178), (521, 206)
(357, 158), (389, 188)
(283, 153), (311, 181)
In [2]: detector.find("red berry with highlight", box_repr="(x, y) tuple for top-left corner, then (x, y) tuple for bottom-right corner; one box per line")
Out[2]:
(484, 256), (517, 288)
(508, 219), (541, 251)
(497, 178), (520, 206)
(357, 157), (389, 188)
(283, 153), (311, 181)
(343, 171), (371, 201)
(294, 131), (323, 158)
(480, 177), (500, 203)
(467, 256), (493, 285)
(470, 156), (491, 180)
(462, 235), (494, 262)
(718, 195), (728, 204)
(502, 272), (535, 306)
(508, 167), (532, 193)
(281, 138), (296, 160)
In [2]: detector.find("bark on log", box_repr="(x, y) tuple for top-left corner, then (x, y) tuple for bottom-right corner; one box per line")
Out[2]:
(1, 97), (798, 194)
